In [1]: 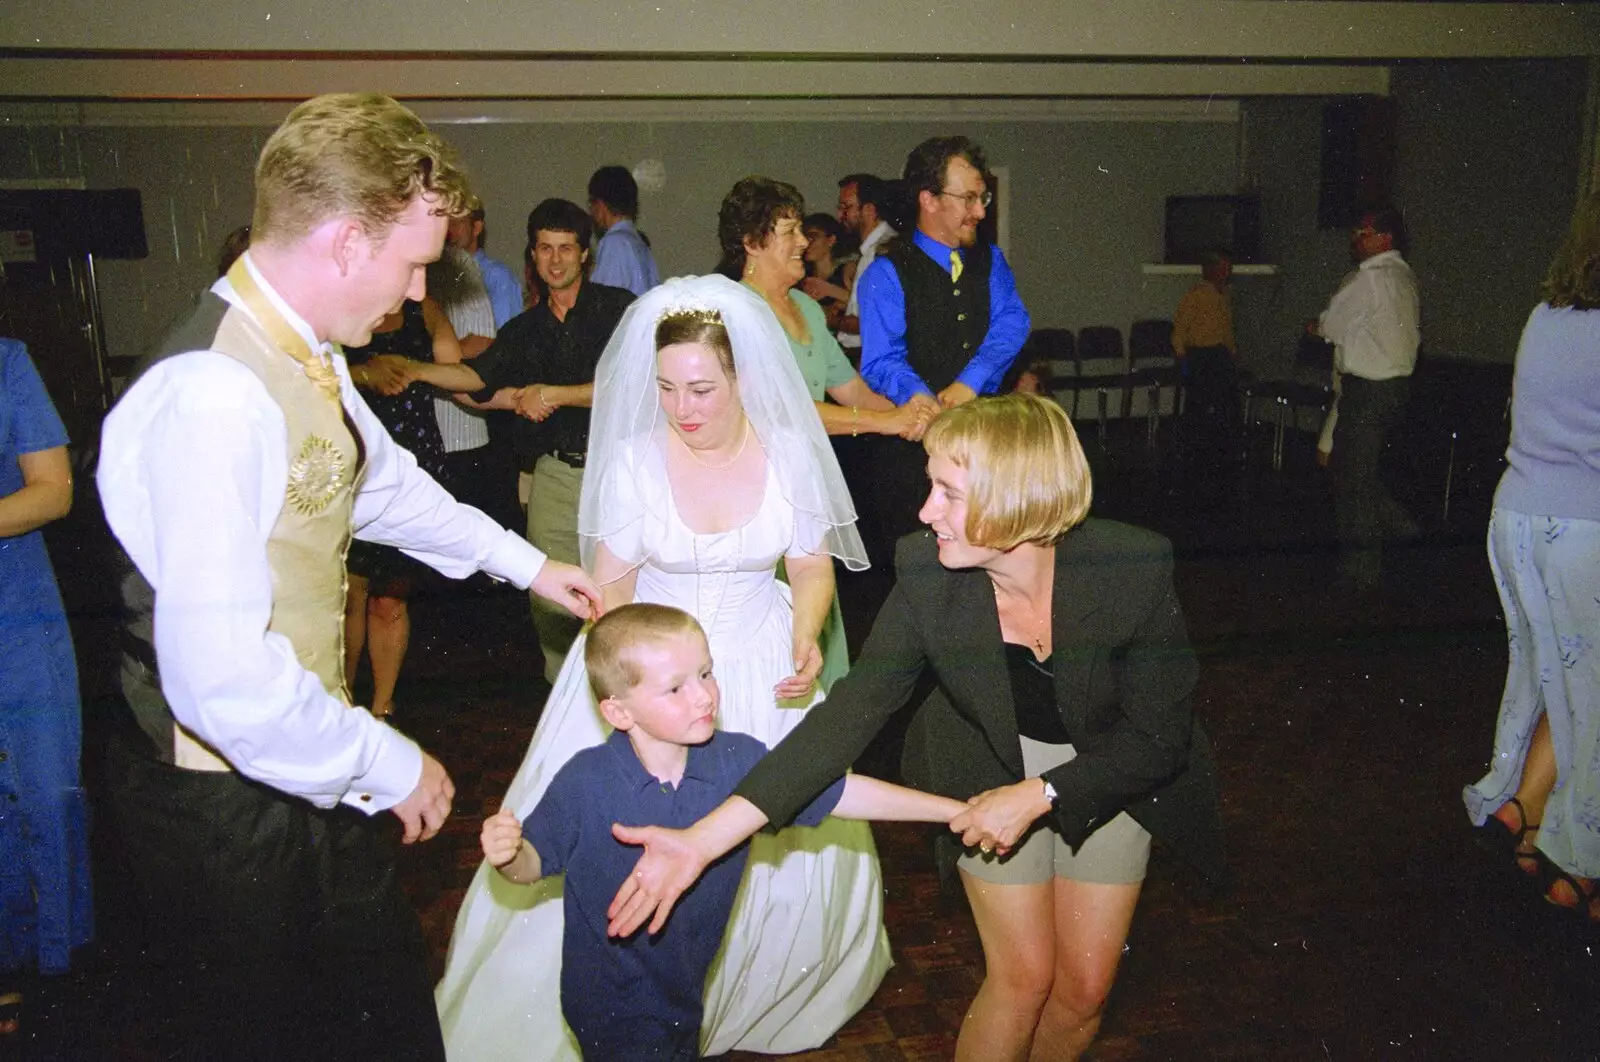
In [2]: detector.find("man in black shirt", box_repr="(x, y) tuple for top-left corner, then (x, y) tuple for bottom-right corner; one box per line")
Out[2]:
(405, 198), (633, 679)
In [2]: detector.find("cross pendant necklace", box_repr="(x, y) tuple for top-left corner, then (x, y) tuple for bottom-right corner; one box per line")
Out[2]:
(995, 584), (1048, 657)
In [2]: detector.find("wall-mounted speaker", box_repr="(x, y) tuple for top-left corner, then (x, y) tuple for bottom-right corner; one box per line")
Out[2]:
(1319, 96), (1396, 230)
(0, 188), (148, 260)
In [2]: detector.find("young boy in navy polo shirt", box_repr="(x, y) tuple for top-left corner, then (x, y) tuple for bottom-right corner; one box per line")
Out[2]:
(481, 603), (964, 1060)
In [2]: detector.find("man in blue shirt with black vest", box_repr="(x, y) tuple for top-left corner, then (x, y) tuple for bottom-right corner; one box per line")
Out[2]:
(858, 136), (1031, 543)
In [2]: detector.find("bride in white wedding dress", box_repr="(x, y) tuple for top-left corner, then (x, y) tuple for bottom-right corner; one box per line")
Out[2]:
(436, 275), (890, 1060)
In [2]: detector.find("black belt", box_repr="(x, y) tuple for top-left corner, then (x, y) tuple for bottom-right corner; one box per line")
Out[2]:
(547, 450), (587, 469)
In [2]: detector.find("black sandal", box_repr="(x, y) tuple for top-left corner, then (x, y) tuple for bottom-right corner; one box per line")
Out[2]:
(1542, 864), (1600, 926)
(1477, 797), (1541, 868)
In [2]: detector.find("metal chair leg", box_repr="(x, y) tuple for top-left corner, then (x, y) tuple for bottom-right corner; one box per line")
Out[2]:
(1272, 396), (1287, 471)
(1443, 430), (1457, 523)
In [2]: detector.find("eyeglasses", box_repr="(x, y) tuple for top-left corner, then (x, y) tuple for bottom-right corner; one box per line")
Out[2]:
(938, 189), (992, 210)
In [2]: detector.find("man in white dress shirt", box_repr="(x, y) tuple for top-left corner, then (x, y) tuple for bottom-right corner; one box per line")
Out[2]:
(832, 173), (896, 357)
(97, 93), (600, 1062)
(1311, 205), (1421, 589)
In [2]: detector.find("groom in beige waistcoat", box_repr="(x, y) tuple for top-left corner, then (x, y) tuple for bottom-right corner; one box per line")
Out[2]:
(97, 93), (601, 1062)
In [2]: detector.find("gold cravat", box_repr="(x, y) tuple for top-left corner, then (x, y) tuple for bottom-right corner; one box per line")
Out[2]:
(226, 258), (343, 404)
(950, 249), (963, 283)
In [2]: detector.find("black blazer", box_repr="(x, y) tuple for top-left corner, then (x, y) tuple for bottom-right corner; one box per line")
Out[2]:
(735, 518), (1226, 886)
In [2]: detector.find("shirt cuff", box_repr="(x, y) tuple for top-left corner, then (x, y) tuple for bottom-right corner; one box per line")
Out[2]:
(483, 529), (548, 589)
(955, 366), (992, 396)
(341, 725), (425, 813)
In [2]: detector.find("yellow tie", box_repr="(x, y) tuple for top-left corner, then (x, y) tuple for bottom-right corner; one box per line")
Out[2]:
(950, 249), (963, 284)
(226, 258), (343, 405)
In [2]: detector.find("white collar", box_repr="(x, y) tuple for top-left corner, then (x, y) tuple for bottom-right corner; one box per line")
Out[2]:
(861, 221), (894, 252)
(1360, 249), (1405, 271)
(211, 252), (332, 357)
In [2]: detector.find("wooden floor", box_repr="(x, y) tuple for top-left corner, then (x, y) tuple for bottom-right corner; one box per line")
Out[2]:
(12, 425), (1600, 1060)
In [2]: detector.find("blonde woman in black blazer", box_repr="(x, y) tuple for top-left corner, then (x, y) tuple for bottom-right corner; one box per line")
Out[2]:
(608, 393), (1224, 1062)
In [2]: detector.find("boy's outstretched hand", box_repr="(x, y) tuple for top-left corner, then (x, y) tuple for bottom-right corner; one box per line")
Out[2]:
(481, 807), (525, 869)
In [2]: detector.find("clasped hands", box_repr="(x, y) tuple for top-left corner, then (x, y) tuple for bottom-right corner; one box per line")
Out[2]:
(604, 777), (1052, 939)
(351, 354), (416, 397)
(891, 383), (975, 442)
(895, 393), (941, 442)
(513, 385), (559, 423)
(949, 778), (1053, 857)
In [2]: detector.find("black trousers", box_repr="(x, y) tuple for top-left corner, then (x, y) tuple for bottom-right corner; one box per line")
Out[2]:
(1183, 345), (1240, 448)
(866, 434), (931, 553)
(106, 737), (445, 1062)
(1333, 373), (1411, 583)
(441, 443), (519, 534)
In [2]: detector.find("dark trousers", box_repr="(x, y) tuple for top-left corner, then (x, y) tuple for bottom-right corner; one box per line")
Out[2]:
(832, 433), (883, 567)
(1183, 345), (1240, 449)
(1332, 374), (1411, 584)
(867, 434), (931, 552)
(106, 737), (445, 1062)
(441, 443), (519, 534)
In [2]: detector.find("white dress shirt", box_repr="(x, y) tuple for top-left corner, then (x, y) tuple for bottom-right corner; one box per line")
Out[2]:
(98, 259), (548, 813)
(428, 246), (494, 453)
(840, 221), (895, 349)
(1318, 249), (1420, 381)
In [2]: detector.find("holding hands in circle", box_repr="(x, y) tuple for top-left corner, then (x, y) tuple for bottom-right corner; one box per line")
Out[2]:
(350, 352), (414, 396)
(513, 384), (558, 423)
(950, 779), (1054, 857)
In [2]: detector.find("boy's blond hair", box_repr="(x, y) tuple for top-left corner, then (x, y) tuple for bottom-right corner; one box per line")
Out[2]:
(923, 392), (1092, 550)
(585, 604), (706, 701)
(251, 93), (472, 246)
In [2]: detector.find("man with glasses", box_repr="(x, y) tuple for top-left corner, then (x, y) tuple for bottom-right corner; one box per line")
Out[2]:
(857, 135), (1030, 543)
(1309, 205), (1421, 591)
(829, 172), (896, 359)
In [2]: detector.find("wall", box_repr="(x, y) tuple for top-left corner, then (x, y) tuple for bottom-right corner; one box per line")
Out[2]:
(0, 109), (1240, 362)
(0, 58), (1589, 372)
(1226, 58), (1589, 382)
(5, 0), (1594, 58)
(1393, 59), (1589, 363)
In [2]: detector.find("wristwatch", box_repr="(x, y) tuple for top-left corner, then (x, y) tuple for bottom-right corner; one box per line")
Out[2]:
(1040, 778), (1059, 807)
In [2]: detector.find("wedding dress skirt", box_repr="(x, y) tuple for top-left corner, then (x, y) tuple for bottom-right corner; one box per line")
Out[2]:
(436, 473), (890, 1060)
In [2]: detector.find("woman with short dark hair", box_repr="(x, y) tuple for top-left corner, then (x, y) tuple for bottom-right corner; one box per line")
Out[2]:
(718, 176), (934, 442)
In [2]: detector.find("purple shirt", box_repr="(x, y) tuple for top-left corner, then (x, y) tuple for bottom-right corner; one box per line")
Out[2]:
(1495, 302), (1600, 521)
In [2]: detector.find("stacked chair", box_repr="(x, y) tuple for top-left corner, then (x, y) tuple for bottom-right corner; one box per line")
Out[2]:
(1070, 325), (1128, 444)
(1127, 318), (1183, 449)
(1022, 328), (1079, 412)
(1240, 333), (1335, 471)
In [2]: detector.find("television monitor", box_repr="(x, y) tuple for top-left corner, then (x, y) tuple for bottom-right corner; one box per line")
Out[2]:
(1163, 194), (1262, 265)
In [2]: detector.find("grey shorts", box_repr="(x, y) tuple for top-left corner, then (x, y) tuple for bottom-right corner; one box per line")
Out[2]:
(957, 735), (1151, 886)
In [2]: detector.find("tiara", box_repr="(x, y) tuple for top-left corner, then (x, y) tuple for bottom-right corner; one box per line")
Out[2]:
(656, 303), (723, 327)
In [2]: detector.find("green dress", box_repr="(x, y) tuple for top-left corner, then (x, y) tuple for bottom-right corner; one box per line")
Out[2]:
(766, 287), (860, 693)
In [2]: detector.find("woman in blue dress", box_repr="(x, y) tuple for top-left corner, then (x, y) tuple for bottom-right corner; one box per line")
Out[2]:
(0, 339), (92, 1031)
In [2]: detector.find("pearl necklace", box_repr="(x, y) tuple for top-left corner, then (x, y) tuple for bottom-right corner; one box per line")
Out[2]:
(682, 417), (750, 470)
